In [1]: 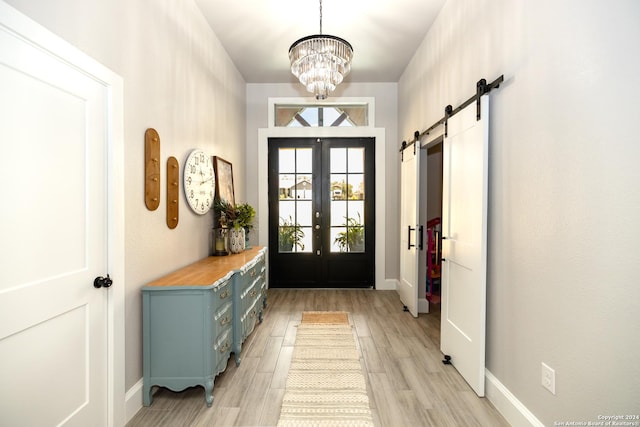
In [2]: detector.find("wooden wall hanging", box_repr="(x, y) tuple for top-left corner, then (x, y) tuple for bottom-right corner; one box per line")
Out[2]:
(144, 128), (161, 210)
(166, 156), (179, 229)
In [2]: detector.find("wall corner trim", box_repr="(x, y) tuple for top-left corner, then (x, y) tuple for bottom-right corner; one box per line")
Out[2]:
(378, 278), (397, 291)
(485, 369), (545, 427)
(125, 378), (144, 424)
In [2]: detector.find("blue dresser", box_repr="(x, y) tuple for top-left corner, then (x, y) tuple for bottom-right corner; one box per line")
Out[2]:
(142, 246), (267, 406)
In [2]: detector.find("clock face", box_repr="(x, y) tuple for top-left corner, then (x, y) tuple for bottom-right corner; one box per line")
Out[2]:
(183, 149), (215, 215)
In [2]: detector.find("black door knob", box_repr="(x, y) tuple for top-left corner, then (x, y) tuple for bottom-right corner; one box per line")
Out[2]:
(94, 274), (113, 288)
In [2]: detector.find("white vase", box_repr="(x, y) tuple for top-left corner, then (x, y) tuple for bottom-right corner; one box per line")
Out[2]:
(228, 228), (245, 253)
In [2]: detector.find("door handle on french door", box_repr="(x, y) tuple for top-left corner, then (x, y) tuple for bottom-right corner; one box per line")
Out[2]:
(408, 226), (415, 249)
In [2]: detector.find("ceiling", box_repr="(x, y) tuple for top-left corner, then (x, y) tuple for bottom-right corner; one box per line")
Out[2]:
(195, 0), (446, 84)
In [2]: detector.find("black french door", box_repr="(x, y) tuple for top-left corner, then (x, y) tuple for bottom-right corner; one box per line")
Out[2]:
(268, 137), (375, 288)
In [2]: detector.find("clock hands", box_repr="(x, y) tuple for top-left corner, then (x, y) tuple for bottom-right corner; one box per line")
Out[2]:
(196, 165), (214, 185)
(200, 175), (214, 185)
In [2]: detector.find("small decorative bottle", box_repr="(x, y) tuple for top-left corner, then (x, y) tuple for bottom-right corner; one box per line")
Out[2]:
(213, 227), (229, 256)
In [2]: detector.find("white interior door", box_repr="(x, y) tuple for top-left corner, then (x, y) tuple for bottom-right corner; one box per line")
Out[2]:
(0, 4), (117, 425)
(440, 96), (489, 396)
(399, 144), (420, 317)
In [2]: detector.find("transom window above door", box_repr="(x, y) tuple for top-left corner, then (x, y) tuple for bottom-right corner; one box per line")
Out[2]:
(273, 103), (370, 127)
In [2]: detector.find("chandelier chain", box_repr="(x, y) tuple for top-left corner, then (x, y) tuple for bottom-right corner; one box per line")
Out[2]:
(319, 0), (323, 34)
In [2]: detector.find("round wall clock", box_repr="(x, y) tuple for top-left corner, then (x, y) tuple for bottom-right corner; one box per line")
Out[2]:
(183, 149), (215, 215)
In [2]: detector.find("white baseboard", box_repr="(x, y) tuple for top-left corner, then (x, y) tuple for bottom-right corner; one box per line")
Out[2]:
(125, 378), (144, 424)
(485, 369), (544, 427)
(376, 278), (397, 290)
(418, 298), (429, 313)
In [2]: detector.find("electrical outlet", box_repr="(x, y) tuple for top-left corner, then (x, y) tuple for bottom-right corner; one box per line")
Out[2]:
(541, 362), (556, 395)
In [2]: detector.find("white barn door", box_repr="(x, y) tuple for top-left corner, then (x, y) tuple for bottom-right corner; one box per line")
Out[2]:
(398, 144), (420, 317)
(0, 3), (123, 425)
(440, 96), (489, 396)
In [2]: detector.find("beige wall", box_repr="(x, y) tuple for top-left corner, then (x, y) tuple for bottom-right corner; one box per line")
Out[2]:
(399, 0), (640, 424)
(5, 0), (247, 391)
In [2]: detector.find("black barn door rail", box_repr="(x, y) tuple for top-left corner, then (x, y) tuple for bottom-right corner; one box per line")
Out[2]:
(399, 75), (504, 154)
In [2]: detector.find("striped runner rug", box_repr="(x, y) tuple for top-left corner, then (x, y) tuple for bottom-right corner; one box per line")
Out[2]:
(277, 312), (374, 427)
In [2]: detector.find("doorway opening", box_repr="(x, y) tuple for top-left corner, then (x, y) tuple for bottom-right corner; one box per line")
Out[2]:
(421, 140), (443, 314)
(411, 138), (444, 372)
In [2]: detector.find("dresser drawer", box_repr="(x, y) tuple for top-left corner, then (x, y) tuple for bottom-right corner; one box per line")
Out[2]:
(254, 257), (266, 283)
(242, 296), (260, 340)
(260, 279), (267, 298)
(241, 279), (260, 311)
(213, 280), (232, 305)
(213, 328), (232, 375)
(213, 300), (232, 338)
(238, 257), (264, 292)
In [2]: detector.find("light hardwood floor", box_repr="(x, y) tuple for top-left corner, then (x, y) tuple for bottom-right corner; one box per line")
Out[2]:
(127, 289), (509, 427)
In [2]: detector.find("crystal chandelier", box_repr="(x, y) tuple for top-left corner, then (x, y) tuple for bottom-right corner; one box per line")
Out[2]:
(288, 0), (353, 100)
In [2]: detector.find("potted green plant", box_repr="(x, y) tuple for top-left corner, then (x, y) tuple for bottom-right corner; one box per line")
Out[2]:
(279, 215), (305, 252)
(213, 199), (245, 253)
(213, 199), (232, 226)
(334, 213), (364, 252)
(235, 202), (255, 248)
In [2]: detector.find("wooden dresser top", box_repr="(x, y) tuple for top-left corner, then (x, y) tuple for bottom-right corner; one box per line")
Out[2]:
(144, 246), (265, 288)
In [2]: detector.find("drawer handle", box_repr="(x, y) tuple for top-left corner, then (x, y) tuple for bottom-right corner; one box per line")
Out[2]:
(220, 316), (230, 326)
(250, 309), (257, 319)
(220, 341), (230, 354)
(219, 289), (231, 300)
(249, 290), (257, 298)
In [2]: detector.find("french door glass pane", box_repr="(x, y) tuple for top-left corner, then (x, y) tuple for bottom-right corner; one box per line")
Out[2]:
(331, 148), (347, 173)
(279, 149), (295, 173)
(278, 148), (312, 253)
(331, 200), (347, 226)
(297, 200), (313, 226)
(330, 147), (365, 252)
(331, 174), (347, 200)
(296, 149), (313, 172)
(348, 149), (364, 173)
(349, 174), (365, 200)
(330, 227), (346, 252)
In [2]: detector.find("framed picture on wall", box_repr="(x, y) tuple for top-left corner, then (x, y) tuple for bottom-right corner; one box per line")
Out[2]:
(213, 156), (235, 207)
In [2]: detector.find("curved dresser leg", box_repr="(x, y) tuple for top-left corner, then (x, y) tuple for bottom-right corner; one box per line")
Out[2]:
(204, 378), (214, 407)
(143, 384), (153, 406)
